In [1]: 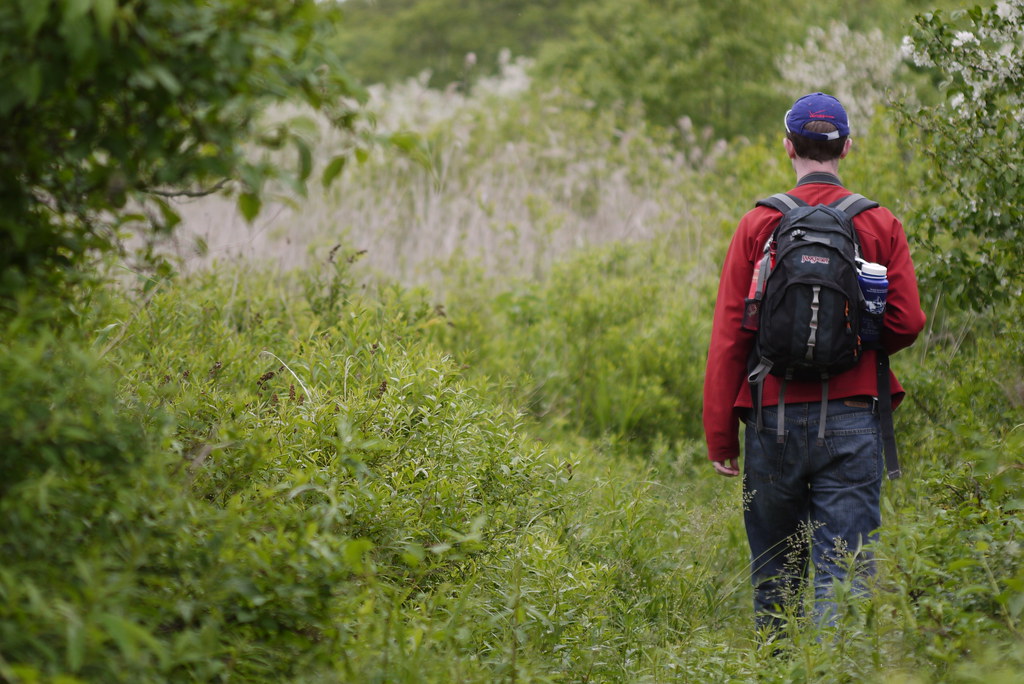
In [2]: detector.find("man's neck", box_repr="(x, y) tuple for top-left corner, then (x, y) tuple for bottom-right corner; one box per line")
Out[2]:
(793, 159), (841, 182)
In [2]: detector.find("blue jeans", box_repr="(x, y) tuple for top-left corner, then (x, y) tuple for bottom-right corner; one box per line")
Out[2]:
(742, 398), (883, 631)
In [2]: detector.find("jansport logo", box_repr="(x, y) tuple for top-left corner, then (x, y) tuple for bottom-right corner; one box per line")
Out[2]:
(801, 255), (830, 265)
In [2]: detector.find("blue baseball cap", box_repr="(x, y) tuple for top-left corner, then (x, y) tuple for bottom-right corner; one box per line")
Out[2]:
(784, 92), (850, 141)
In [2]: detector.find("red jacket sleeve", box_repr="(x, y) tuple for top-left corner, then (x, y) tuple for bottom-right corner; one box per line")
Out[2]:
(702, 212), (760, 462)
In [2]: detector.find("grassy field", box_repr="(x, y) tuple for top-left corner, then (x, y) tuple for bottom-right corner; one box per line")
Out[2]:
(3, 64), (1024, 683)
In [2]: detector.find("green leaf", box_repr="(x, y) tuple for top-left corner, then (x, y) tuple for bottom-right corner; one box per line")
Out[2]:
(63, 0), (92, 20)
(321, 155), (346, 188)
(12, 62), (43, 106)
(92, 0), (116, 38)
(1010, 592), (1024, 619)
(97, 614), (164, 664)
(296, 139), (312, 183)
(65, 612), (85, 672)
(388, 131), (419, 153)
(387, 131), (431, 168)
(59, 0), (95, 63)
(148, 65), (181, 95)
(238, 192), (261, 223)
(400, 543), (425, 568)
(19, 0), (53, 39)
(154, 199), (181, 233)
(947, 558), (979, 572)
(342, 538), (374, 572)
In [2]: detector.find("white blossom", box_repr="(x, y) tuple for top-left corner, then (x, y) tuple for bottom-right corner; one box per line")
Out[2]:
(952, 31), (978, 47)
(900, 34), (932, 68)
(778, 22), (905, 133)
(996, 0), (1022, 21)
(900, 1), (1024, 128)
(365, 53), (534, 133)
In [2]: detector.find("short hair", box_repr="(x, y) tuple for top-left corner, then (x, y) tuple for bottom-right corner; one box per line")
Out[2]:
(786, 121), (847, 162)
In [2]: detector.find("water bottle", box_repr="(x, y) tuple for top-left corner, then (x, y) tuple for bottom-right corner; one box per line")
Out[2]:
(741, 253), (766, 331)
(741, 249), (773, 332)
(857, 262), (888, 344)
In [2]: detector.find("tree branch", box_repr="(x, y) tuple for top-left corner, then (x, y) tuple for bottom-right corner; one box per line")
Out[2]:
(145, 179), (231, 198)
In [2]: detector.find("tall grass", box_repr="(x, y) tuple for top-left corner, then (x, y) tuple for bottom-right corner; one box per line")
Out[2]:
(168, 61), (729, 289)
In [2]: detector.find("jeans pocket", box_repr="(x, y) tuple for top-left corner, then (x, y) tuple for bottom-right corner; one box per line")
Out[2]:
(824, 426), (881, 485)
(744, 417), (788, 483)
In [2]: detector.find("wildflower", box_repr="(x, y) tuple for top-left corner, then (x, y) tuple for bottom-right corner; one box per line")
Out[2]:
(952, 31), (978, 47)
(996, 1), (1022, 21)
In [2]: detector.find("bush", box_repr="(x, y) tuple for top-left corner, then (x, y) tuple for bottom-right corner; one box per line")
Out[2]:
(0, 265), (573, 681)
(0, 0), (362, 306)
(437, 236), (716, 449)
(0, 325), (184, 681)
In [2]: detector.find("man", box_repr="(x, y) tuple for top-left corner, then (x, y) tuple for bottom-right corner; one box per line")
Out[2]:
(703, 92), (926, 633)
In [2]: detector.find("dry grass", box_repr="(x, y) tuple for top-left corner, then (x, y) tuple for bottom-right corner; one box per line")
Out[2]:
(165, 62), (729, 290)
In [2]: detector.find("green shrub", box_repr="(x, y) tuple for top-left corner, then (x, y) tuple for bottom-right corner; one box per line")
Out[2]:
(0, 329), (155, 495)
(0, 266), (576, 681)
(0, 0), (363, 306)
(0, 325), (183, 681)
(437, 238), (714, 449)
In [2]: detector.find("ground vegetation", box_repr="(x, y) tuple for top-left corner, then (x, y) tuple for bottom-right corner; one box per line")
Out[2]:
(2, 1), (1023, 682)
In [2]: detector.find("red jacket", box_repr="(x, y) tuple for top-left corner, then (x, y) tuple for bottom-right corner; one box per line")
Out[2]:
(703, 174), (927, 463)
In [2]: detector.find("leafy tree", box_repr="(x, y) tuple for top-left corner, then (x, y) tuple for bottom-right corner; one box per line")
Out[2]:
(901, 0), (1024, 308)
(334, 0), (581, 87)
(0, 0), (363, 306)
(534, 0), (972, 140)
(330, 0), (968, 140)
(534, 0), (820, 139)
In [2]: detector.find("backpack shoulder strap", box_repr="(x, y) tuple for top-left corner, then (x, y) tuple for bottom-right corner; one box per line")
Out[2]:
(830, 193), (879, 219)
(755, 193), (806, 214)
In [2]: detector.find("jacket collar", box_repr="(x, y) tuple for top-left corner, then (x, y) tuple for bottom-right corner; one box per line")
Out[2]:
(796, 171), (843, 187)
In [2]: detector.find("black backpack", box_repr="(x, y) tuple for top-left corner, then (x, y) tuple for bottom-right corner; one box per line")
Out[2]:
(746, 192), (901, 478)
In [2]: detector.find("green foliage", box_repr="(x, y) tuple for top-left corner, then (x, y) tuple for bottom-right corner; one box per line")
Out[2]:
(534, 0), (793, 138)
(0, 0), (363, 305)
(0, 327), (181, 681)
(437, 237), (715, 448)
(6, 181), (1024, 683)
(0, 264), (569, 681)
(6, 5), (1024, 678)
(333, 0), (952, 140)
(823, 296), (1024, 681)
(901, 1), (1024, 308)
(335, 0), (579, 88)
(898, 296), (1024, 454)
(0, 326), (155, 497)
(532, 0), (951, 140)
(884, 452), (1024, 671)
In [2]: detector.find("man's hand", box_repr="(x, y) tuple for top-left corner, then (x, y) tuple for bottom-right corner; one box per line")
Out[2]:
(713, 457), (740, 477)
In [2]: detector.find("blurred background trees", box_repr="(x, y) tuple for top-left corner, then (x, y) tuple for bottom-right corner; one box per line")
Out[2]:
(0, 0), (975, 309)
(334, 0), (961, 139)
(335, 0), (579, 89)
(0, 0), (364, 309)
